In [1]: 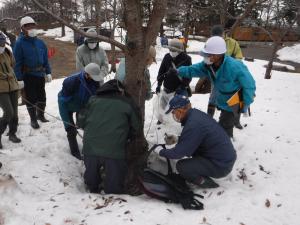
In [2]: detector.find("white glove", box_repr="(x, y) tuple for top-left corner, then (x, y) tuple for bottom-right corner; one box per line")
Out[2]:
(45, 74), (52, 83)
(18, 81), (24, 89)
(153, 145), (164, 155)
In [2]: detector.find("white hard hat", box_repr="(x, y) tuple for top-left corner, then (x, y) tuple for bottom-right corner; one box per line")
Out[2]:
(20, 16), (36, 27)
(84, 63), (103, 82)
(200, 36), (226, 56)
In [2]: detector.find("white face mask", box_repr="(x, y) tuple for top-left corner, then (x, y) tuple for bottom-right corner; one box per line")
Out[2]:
(0, 47), (5, 54)
(203, 56), (213, 65)
(170, 51), (179, 58)
(172, 112), (181, 123)
(88, 43), (97, 49)
(27, 29), (37, 37)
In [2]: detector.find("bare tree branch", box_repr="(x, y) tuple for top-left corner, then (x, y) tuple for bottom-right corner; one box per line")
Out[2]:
(31, 0), (127, 52)
(0, 11), (44, 24)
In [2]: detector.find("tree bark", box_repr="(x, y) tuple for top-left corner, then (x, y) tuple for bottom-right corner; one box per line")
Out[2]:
(265, 41), (280, 79)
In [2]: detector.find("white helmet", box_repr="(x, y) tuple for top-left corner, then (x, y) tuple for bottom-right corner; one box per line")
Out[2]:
(20, 16), (36, 27)
(200, 36), (226, 56)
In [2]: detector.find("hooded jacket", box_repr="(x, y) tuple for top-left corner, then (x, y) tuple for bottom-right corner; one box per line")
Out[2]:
(76, 43), (109, 78)
(0, 48), (19, 93)
(77, 80), (141, 159)
(178, 55), (256, 111)
(58, 70), (99, 129)
(13, 32), (51, 80)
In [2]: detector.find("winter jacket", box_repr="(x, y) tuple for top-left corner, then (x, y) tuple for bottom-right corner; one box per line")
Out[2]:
(0, 48), (19, 93)
(76, 43), (109, 78)
(178, 55), (256, 111)
(77, 80), (141, 160)
(157, 52), (192, 92)
(13, 32), (51, 80)
(58, 70), (100, 129)
(160, 108), (236, 168)
(116, 58), (153, 100)
(225, 37), (243, 60)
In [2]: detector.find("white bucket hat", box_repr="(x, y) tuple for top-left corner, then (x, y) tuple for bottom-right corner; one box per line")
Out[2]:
(200, 36), (226, 56)
(84, 63), (103, 82)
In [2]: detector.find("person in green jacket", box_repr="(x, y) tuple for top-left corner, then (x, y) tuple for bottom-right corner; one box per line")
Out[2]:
(77, 79), (141, 194)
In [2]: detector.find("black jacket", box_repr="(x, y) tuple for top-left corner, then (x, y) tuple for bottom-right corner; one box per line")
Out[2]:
(157, 52), (192, 92)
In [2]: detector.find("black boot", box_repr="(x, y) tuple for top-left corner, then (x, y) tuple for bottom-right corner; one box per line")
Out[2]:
(67, 127), (81, 160)
(9, 133), (21, 143)
(27, 107), (40, 129)
(36, 102), (49, 122)
(207, 104), (216, 117)
(234, 113), (243, 130)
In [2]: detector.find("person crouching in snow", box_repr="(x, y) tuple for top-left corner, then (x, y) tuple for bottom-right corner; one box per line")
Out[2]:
(153, 95), (236, 188)
(154, 39), (192, 124)
(77, 79), (141, 194)
(58, 63), (104, 160)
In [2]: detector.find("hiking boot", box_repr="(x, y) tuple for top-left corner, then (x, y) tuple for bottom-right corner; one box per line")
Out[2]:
(234, 122), (243, 130)
(36, 102), (49, 123)
(27, 107), (40, 129)
(67, 127), (81, 160)
(9, 134), (21, 143)
(194, 176), (219, 188)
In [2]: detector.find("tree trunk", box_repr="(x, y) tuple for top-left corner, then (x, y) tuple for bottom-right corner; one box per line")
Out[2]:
(95, 0), (102, 34)
(265, 41), (280, 79)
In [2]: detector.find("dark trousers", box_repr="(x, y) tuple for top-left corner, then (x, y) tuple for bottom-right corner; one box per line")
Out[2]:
(84, 155), (127, 194)
(23, 75), (46, 108)
(176, 157), (234, 182)
(0, 91), (19, 135)
(219, 110), (235, 138)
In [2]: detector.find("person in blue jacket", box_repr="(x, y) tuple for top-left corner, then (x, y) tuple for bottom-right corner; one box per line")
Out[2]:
(13, 16), (52, 129)
(168, 36), (256, 138)
(154, 95), (236, 188)
(58, 63), (104, 160)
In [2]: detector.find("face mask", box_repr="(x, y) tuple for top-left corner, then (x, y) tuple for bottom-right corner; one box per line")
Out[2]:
(170, 51), (179, 58)
(27, 29), (37, 37)
(203, 56), (213, 65)
(172, 112), (181, 123)
(88, 43), (97, 49)
(0, 47), (5, 54)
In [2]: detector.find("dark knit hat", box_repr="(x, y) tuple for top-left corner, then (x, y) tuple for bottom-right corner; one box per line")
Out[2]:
(211, 25), (224, 37)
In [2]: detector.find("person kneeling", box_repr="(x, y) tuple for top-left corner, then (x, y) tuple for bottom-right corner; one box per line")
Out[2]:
(154, 95), (236, 188)
(77, 80), (141, 194)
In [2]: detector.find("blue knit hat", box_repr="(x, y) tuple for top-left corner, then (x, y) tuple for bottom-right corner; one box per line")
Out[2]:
(0, 32), (6, 45)
(165, 95), (190, 114)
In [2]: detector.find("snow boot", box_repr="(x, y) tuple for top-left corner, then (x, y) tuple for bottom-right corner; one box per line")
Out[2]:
(9, 134), (21, 143)
(27, 106), (40, 129)
(36, 102), (49, 123)
(234, 114), (243, 130)
(193, 176), (219, 189)
(67, 128), (81, 160)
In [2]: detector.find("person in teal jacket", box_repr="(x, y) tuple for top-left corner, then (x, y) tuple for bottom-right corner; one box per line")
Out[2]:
(174, 36), (256, 138)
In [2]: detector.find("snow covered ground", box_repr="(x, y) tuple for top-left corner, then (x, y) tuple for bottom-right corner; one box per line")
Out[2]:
(1, 42), (300, 225)
(277, 43), (300, 63)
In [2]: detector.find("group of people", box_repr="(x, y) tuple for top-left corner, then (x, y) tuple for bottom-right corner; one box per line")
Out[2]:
(0, 16), (256, 194)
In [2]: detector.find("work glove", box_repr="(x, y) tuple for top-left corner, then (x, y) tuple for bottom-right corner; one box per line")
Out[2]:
(45, 74), (52, 83)
(241, 105), (249, 117)
(18, 81), (24, 89)
(152, 144), (165, 155)
(164, 133), (178, 145)
(155, 85), (161, 94)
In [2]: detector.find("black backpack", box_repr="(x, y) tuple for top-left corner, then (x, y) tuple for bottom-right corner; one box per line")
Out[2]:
(139, 145), (204, 210)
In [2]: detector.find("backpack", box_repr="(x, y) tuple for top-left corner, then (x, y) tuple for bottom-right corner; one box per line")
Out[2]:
(139, 145), (204, 210)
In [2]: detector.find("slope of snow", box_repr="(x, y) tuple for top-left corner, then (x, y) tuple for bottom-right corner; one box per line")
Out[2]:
(1, 43), (300, 225)
(277, 43), (300, 63)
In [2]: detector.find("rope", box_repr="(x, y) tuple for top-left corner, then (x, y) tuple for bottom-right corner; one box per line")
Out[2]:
(21, 97), (83, 139)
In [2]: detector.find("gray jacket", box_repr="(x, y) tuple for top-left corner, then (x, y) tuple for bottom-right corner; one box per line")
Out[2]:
(76, 44), (109, 78)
